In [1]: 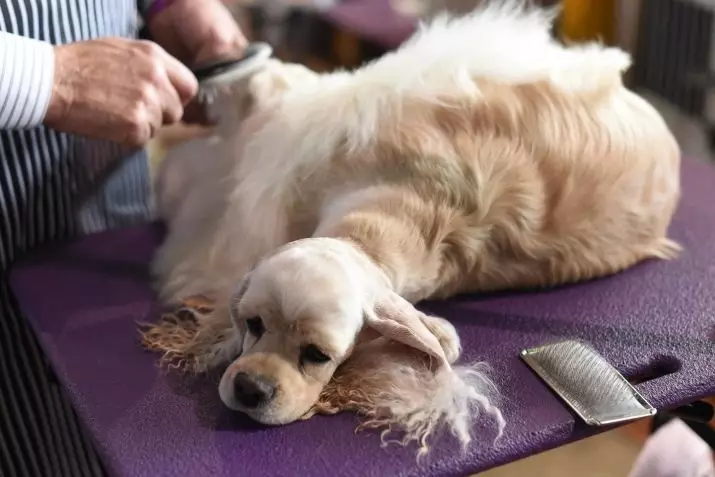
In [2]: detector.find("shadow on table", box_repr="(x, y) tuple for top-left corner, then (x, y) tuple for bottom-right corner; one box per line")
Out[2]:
(162, 366), (271, 433)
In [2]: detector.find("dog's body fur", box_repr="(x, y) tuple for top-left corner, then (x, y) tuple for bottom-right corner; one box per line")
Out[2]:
(144, 2), (681, 454)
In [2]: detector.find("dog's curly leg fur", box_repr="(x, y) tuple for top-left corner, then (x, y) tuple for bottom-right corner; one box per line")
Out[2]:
(139, 296), (237, 373)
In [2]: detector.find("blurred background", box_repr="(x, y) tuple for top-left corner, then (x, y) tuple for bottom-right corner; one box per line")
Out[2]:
(152, 2), (715, 473)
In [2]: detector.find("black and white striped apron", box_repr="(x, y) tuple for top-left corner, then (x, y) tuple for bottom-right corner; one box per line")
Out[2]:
(1, 1), (154, 475)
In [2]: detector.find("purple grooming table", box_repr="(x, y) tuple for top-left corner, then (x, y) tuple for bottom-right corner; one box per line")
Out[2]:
(10, 158), (715, 477)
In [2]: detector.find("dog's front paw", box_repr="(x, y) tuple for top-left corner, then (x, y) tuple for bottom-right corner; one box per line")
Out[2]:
(138, 295), (236, 373)
(419, 315), (461, 364)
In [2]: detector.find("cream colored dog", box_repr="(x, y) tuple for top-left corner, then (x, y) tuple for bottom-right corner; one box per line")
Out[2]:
(142, 1), (681, 454)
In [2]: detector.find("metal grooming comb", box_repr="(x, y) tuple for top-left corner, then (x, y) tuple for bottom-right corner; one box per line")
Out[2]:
(192, 42), (273, 107)
(189, 42), (273, 132)
(521, 340), (656, 426)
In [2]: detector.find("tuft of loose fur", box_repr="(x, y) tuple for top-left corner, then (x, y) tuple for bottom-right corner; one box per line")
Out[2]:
(314, 340), (505, 457)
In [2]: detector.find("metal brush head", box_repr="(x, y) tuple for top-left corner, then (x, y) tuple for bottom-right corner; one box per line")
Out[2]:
(192, 42), (273, 106)
(521, 340), (656, 426)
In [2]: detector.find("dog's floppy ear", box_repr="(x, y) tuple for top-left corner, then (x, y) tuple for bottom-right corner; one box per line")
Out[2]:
(363, 290), (449, 368)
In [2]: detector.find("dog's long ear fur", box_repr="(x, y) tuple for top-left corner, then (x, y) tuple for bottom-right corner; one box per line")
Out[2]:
(311, 291), (506, 457)
(364, 291), (449, 367)
(315, 335), (505, 457)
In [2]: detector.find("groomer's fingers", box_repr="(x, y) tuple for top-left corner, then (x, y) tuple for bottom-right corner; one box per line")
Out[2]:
(132, 41), (186, 134)
(143, 40), (199, 106)
(136, 86), (164, 146)
(157, 73), (186, 125)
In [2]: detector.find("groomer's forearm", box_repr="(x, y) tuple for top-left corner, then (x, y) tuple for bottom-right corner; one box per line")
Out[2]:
(0, 32), (55, 129)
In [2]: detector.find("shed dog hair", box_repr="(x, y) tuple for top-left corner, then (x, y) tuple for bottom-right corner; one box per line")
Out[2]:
(141, 0), (681, 455)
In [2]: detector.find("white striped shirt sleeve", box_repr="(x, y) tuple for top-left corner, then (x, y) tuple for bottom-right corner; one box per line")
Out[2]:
(0, 31), (55, 130)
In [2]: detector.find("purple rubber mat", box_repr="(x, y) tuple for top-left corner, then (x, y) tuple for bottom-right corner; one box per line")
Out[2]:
(10, 158), (715, 477)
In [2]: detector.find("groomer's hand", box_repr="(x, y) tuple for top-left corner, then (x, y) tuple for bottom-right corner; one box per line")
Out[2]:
(44, 37), (198, 147)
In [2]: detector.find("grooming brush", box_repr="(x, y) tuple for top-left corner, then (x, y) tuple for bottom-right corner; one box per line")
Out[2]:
(521, 340), (656, 426)
(191, 42), (273, 124)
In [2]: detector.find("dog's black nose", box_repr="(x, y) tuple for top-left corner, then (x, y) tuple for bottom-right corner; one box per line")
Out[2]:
(233, 372), (276, 409)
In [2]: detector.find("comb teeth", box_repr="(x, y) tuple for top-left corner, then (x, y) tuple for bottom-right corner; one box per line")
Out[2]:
(193, 42), (273, 128)
(521, 340), (656, 426)
(197, 89), (215, 106)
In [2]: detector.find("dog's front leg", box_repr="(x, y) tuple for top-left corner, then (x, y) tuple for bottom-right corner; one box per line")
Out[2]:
(140, 296), (242, 373)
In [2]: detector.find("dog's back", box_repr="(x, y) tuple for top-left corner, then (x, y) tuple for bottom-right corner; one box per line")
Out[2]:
(280, 4), (681, 299)
(305, 79), (680, 301)
(411, 78), (680, 298)
(154, 2), (681, 304)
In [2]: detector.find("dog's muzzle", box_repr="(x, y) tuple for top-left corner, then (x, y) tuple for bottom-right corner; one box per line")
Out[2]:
(233, 372), (276, 409)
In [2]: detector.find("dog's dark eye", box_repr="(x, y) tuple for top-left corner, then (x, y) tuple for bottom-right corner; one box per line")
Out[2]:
(300, 344), (331, 364)
(246, 317), (265, 339)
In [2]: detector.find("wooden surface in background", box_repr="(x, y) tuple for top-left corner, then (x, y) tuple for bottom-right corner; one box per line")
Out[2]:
(561, 0), (617, 44)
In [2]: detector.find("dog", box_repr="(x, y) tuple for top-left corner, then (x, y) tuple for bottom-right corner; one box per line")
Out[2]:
(141, 1), (681, 455)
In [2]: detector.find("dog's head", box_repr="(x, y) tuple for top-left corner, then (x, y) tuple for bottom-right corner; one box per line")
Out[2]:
(218, 238), (457, 425)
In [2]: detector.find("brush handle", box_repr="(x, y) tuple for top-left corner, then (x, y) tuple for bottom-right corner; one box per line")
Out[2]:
(191, 43), (267, 82)
(192, 58), (245, 82)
